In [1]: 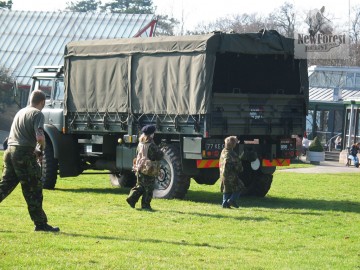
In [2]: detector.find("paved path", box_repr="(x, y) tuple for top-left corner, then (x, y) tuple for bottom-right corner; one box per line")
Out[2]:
(278, 160), (360, 174)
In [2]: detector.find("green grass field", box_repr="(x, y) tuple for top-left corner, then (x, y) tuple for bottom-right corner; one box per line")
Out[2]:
(0, 151), (359, 269)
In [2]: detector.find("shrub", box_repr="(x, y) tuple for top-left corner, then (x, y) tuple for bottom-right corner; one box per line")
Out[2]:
(0, 65), (15, 113)
(308, 136), (324, 152)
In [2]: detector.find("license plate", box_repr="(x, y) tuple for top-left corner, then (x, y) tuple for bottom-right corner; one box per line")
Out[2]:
(205, 143), (224, 151)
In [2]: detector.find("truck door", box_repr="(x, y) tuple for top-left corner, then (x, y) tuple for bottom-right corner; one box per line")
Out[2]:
(42, 78), (64, 132)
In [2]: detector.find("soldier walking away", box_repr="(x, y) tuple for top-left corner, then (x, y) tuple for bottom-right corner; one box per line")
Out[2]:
(219, 136), (245, 208)
(0, 90), (60, 232)
(126, 125), (164, 210)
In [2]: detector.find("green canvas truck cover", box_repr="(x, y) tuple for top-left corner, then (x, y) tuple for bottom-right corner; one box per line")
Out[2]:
(64, 30), (305, 115)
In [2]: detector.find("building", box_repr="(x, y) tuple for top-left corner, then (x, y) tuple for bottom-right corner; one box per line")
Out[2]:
(307, 65), (360, 152)
(0, 10), (157, 88)
(306, 66), (360, 149)
(0, 10), (157, 132)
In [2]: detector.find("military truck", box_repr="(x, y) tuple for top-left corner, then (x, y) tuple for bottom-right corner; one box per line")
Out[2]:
(32, 30), (308, 199)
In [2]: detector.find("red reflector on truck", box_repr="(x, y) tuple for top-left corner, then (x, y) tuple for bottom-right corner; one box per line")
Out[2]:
(262, 159), (290, 167)
(196, 160), (219, 168)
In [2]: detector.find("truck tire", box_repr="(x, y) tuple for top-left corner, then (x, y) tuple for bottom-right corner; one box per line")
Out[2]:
(153, 144), (190, 199)
(193, 168), (219, 185)
(239, 162), (273, 197)
(109, 171), (136, 188)
(247, 172), (273, 197)
(42, 138), (58, 189)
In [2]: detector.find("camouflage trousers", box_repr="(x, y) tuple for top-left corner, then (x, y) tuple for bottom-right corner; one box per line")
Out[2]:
(0, 146), (48, 225)
(127, 172), (155, 208)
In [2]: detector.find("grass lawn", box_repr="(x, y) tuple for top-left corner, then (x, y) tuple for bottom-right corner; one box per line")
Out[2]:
(0, 151), (359, 269)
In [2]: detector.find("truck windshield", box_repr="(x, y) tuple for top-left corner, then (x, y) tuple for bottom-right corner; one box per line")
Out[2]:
(34, 79), (64, 101)
(54, 80), (64, 100)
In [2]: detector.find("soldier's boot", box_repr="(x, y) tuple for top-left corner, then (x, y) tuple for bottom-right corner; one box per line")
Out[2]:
(126, 186), (143, 208)
(141, 203), (153, 211)
(126, 197), (136, 208)
(141, 190), (153, 210)
(222, 201), (231, 208)
(34, 223), (60, 232)
(227, 199), (239, 208)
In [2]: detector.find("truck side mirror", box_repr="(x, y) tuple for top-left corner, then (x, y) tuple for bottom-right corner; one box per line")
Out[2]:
(12, 80), (21, 108)
(13, 80), (18, 97)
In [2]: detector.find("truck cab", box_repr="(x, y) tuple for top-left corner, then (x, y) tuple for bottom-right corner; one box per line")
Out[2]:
(31, 66), (64, 131)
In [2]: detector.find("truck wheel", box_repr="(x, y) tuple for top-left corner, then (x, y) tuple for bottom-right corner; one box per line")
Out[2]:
(109, 171), (136, 188)
(153, 144), (190, 199)
(240, 162), (273, 197)
(42, 138), (58, 189)
(193, 168), (219, 185)
(247, 172), (273, 197)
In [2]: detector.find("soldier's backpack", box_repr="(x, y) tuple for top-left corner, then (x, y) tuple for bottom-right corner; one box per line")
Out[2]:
(133, 142), (161, 177)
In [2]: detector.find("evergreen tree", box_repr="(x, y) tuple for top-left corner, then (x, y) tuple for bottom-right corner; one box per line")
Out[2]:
(0, 0), (13, 10)
(66, 0), (101, 12)
(0, 65), (15, 113)
(155, 15), (179, 36)
(101, 0), (154, 14)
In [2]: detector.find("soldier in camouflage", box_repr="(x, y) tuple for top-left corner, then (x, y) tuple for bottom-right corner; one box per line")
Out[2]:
(219, 136), (245, 208)
(0, 90), (60, 232)
(126, 125), (164, 210)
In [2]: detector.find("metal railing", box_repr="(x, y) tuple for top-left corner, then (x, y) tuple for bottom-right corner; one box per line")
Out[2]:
(326, 133), (342, 151)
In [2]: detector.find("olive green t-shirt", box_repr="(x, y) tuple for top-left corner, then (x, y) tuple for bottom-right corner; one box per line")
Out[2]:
(7, 106), (45, 148)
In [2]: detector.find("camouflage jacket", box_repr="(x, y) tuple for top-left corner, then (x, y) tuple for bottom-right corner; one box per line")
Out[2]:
(133, 135), (163, 176)
(219, 148), (244, 193)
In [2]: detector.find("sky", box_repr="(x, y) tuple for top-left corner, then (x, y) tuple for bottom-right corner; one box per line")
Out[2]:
(10, 0), (360, 32)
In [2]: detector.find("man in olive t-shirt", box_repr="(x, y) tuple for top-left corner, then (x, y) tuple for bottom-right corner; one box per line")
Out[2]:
(0, 90), (60, 232)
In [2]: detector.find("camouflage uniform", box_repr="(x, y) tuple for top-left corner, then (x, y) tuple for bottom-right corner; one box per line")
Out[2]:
(0, 146), (48, 225)
(0, 106), (48, 226)
(219, 147), (245, 208)
(127, 137), (163, 209)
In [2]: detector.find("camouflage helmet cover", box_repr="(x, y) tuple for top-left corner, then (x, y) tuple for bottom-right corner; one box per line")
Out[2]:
(224, 136), (238, 149)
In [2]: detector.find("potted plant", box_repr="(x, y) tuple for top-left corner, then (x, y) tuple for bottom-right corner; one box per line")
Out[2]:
(306, 136), (325, 165)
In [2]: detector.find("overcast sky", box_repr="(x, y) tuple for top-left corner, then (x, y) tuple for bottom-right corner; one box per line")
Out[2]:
(11, 0), (360, 32)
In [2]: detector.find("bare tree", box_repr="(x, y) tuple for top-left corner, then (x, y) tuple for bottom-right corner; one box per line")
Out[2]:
(349, 5), (360, 66)
(268, 2), (296, 37)
(350, 5), (360, 43)
(189, 13), (267, 35)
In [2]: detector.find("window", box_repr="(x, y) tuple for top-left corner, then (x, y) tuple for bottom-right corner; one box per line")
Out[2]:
(346, 73), (355, 88)
(54, 80), (64, 100)
(36, 80), (52, 99)
(309, 71), (346, 88)
(355, 73), (360, 88)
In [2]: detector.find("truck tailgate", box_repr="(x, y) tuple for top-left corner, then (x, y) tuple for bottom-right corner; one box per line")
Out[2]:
(210, 93), (306, 136)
